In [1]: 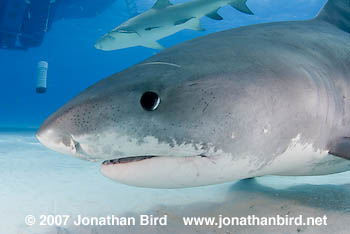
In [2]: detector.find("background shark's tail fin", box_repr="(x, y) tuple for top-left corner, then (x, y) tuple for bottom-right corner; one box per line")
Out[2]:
(230, 0), (254, 15)
(316, 0), (350, 33)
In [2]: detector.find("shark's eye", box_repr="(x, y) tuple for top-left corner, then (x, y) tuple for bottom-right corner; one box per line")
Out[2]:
(140, 91), (161, 111)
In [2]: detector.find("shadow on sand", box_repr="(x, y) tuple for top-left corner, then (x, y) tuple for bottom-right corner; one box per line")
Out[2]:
(37, 179), (350, 234)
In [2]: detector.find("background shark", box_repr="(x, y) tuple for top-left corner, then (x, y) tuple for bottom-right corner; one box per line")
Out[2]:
(38, 0), (350, 188)
(95, 0), (253, 50)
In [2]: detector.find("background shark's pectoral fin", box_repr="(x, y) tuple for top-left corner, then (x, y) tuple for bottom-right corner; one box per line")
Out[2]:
(230, 0), (254, 15)
(185, 18), (205, 31)
(142, 41), (165, 50)
(329, 137), (350, 160)
(152, 0), (173, 10)
(174, 17), (195, 26)
(206, 9), (223, 20)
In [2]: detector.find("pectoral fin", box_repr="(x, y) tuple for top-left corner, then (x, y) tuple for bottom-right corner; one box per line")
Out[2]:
(174, 17), (194, 26)
(206, 9), (223, 20)
(329, 137), (350, 160)
(184, 18), (205, 31)
(230, 0), (254, 15)
(142, 41), (165, 50)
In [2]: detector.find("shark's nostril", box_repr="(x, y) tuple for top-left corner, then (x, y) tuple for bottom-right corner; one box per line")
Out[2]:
(36, 118), (80, 156)
(69, 137), (77, 152)
(70, 136), (89, 156)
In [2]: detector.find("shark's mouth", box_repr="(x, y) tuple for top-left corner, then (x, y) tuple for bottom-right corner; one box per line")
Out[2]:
(102, 156), (157, 165)
(102, 154), (207, 165)
(99, 153), (240, 189)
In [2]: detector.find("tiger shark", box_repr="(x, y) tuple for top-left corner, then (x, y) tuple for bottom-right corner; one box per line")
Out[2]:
(94, 0), (253, 50)
(37, 0), (350, 188)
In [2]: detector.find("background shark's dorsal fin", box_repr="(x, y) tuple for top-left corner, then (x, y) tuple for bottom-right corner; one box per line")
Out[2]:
(316, 0), (350, 33)
(152, 0), (173, 10)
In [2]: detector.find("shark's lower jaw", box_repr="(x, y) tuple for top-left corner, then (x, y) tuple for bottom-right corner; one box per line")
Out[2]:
(100, 154), (247, 189)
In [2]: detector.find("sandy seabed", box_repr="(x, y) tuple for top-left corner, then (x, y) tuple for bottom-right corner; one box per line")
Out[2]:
(0, 130), (349, 234)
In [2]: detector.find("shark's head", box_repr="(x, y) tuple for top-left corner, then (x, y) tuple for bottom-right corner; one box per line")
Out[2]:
(39, 31), (319, 188)
(37, 60), (265, 188)
(95, 27), (141, 51)
(38, 0), (350, 188)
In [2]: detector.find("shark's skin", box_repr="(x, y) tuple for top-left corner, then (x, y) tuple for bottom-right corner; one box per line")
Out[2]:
(37, 0), (350, 188)
(94, 0), (253, 50)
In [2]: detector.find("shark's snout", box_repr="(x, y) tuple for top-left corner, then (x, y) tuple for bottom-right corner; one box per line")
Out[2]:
(94, 42), (103, 50)
(36, 111), (80, 156)
(95, 30), (141, 51)
(94, 39), (107, 51)
(95, 33), (118, 51)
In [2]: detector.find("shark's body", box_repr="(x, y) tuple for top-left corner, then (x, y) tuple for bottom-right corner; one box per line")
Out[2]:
(38, 0), (350, 188)
(95, 0), (253, 50)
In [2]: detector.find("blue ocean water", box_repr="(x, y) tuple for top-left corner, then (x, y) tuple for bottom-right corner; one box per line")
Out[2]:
(0, 0), (325, 128)
(4, 1), (350, 234)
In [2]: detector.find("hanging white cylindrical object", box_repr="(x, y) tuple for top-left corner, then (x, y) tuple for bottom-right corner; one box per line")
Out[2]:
(36, 61), (48, 93)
